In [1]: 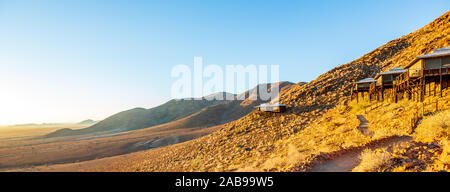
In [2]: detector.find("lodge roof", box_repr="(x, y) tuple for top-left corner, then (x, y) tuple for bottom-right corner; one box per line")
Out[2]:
(406, 47), (450, 68)
(254, 103), (286, 108)
(375, 68), (407, 78)
(355, 78), (377, 84)
(417, 47), (450, 59)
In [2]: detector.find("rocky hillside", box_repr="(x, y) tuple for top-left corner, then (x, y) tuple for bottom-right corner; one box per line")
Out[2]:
(45, 82), (294, 138)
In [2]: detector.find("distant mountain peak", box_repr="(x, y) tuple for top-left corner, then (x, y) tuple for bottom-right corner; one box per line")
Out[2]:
(78, 119), (97, 125)
(202, 92), (236, 100)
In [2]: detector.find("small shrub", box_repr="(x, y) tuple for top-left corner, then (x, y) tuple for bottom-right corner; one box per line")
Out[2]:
(439, 139), (450, 165)
(350, 100), (371, 113)
(414, 110), (450, 143)
(352, 148), (392, 172)
(191, 154), (203, 167)
(261, 144), (305, 170)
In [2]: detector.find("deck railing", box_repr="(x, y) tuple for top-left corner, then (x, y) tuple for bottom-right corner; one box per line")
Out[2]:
(409, 69), (421, 78)
(441, 66), (449, 74)
(424, 66), (450, 76)
(396, 69), (422, 86)
(409, 100), (448, 133)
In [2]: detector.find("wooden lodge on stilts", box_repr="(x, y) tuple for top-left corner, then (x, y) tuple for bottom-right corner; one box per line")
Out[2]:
(370, 68), (406, 102)
(254, 103), (287, 113)
(395, 47), (450, 102)
(351, 78), (377, 102)
(352, 47), (450, 104)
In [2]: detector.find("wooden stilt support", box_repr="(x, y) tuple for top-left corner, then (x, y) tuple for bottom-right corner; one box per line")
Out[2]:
(350, 87), (353, 100)
(394, 85), (398, 103)
(356, 91), (359, 103)
(421, 77), (425, 102)
(445, 78), (448, 90)
(440, 70), (443, 97)
(424, 78), (427, 98)
(434, 79), (436, 96)
(416, 81), (419, 101)
(428, 79), (431, 96)
(416, 81), (420, 102)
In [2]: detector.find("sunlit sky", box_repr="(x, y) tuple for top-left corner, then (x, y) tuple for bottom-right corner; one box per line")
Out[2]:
(0, 0), (449, 125)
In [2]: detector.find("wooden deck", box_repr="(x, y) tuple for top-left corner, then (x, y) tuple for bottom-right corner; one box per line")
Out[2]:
(423, 67), (450, 76)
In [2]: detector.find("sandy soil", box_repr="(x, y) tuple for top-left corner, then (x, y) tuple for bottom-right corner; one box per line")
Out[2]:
(0, 122), (221, 171)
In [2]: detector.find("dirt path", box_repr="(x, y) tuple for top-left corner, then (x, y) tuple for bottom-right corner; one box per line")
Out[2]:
(309, 136), (411, 172)
(356, 115), (373, 136)
(309, 115), (410, 172)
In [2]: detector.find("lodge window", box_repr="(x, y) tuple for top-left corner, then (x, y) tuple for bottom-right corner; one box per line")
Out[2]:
(425, 58), (441, 69)
(443, 56), (450, 67)
(383, 75), (393, 81)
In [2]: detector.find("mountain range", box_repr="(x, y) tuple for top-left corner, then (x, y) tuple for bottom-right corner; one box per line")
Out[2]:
(45, 81), (294, 137)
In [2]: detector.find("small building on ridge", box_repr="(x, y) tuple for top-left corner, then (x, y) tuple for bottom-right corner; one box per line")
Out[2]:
(255, 103), (287, 113)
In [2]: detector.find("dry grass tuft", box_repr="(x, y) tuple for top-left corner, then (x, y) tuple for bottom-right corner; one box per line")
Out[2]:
(414, 110), (450, 143)
(439, 140), (450, 166)
(349, 99), (371, 114)
(258, 144), (306, 171)
(352, 148), (391, 172)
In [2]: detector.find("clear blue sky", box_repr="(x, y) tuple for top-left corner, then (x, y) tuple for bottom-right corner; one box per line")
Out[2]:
(0, 0), (448, 125)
